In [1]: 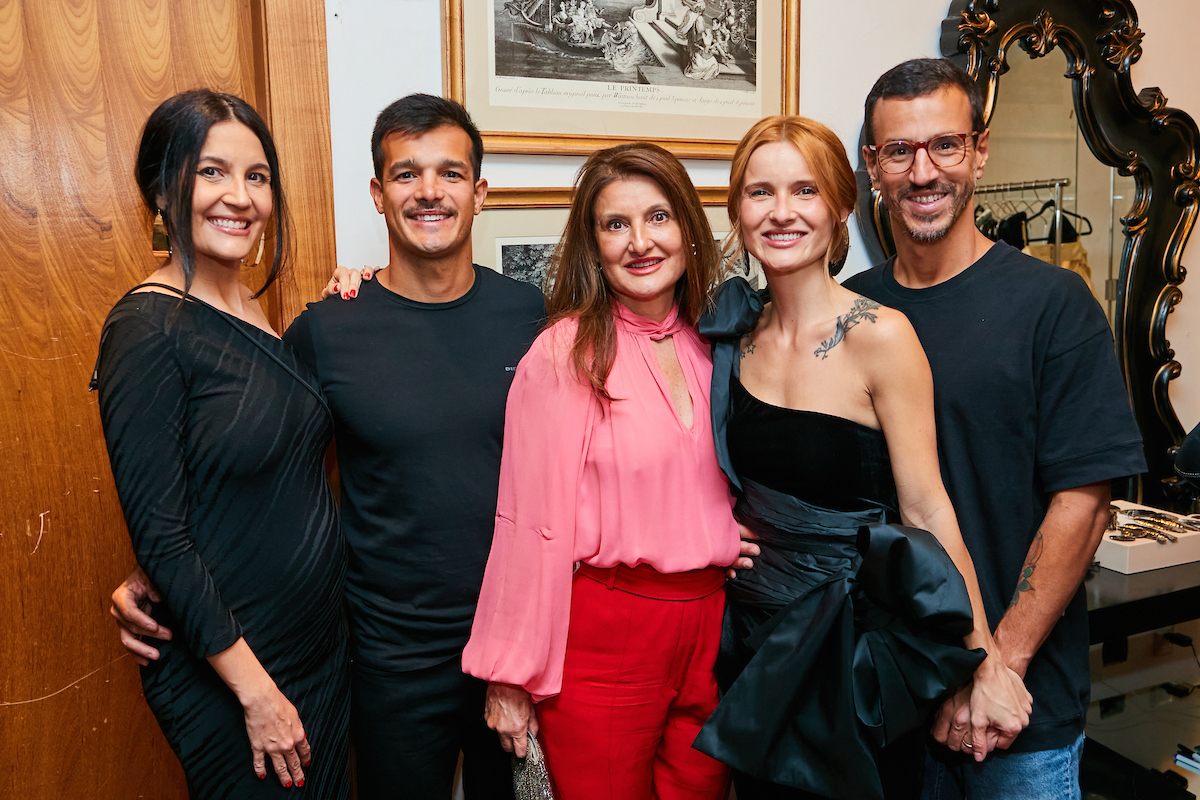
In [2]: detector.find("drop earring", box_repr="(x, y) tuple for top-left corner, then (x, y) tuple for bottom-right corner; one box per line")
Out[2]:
(242, 233), (266, 268)
(151, 210), (171, 257)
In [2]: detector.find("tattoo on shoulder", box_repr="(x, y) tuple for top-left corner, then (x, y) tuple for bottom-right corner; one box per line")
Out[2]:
(738, 336), (756, 363)
(1009, 530), (1045, 608)
(813, 298), (880, 360)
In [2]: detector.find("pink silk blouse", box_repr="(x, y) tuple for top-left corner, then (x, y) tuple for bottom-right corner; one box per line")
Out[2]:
(461, 302), (740, 701)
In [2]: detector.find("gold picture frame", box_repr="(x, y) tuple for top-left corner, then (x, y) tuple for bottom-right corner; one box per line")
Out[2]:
(444, 0), (799, 159)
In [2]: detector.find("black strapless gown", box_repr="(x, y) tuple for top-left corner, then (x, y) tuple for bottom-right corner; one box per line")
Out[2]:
(692, 278), (983, 800)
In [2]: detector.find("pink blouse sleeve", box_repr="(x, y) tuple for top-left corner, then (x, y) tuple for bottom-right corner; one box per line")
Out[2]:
(461, 323), (597, 701)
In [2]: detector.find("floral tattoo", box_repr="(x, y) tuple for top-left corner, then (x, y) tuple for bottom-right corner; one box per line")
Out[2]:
(814, 298), (880, 359)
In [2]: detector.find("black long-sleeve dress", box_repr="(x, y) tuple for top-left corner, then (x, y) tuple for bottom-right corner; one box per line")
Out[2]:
(94, 288), (349, 799)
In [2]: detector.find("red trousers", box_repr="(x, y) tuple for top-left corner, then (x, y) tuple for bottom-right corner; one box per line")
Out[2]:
(536, 563), (730, 800)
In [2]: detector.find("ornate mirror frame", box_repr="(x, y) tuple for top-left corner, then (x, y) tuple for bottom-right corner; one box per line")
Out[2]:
(856, 0), (1200, 508)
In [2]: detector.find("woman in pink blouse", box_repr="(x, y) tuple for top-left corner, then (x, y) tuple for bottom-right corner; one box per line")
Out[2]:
(461, 143), (741, 799)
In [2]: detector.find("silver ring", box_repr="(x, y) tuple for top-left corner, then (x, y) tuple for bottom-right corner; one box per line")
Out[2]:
(961, 738), (974, 750)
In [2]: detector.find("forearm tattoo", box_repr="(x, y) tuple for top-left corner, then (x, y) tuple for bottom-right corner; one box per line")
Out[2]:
(1009, 530), (1045, 608)
(814, 298), (880, 359)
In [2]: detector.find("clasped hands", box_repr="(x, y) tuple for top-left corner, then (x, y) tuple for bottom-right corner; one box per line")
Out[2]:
(930, 654), (1031, 762)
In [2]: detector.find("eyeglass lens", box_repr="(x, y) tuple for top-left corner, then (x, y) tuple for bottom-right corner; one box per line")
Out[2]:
(877, 135), (969, 173)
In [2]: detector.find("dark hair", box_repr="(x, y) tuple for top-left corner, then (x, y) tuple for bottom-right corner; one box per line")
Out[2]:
(864, 58), (986, 144)
(135, 90), (288, 297)
(545, 143), (718, 402)
(371, 94), (484, 182)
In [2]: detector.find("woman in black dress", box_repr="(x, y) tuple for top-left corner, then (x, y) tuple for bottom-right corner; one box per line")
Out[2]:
(93, 91), (349, 798)
(692, 116), (1032, 798)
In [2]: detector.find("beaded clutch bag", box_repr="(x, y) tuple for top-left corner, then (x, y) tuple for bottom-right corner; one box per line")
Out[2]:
(512, 732), (557, 800)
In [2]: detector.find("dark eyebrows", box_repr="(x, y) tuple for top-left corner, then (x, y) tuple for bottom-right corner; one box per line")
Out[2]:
(196, 154), (270, 173)
(387, 157), (470, 178)
(596, 202), (673, 225)
(881, 131), (960, 144)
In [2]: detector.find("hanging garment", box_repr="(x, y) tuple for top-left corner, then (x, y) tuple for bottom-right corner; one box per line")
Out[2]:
(995, 211), (1028, 249)
(1023, 242), (1102, 306)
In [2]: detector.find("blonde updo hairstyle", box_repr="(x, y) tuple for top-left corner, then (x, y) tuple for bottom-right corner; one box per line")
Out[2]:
(725, 115), (857, 276)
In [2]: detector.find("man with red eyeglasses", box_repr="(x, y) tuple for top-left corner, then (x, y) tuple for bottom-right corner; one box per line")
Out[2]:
(845, 59), (1145, 799)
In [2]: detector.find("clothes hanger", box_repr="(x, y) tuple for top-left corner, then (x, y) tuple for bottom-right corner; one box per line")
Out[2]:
(1026, 199), (1093, 243)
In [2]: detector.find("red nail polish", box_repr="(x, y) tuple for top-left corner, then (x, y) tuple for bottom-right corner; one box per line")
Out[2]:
(284, 780), (292, 788)
(332, 283), (339, 292)
(303, 760), (311, 768)
(364, 272), (371, 280)
(257, 773), (265, 780)
(349, 289), (357, 298)
(341, 292), (348, 300)
(296, 778), (304, 788)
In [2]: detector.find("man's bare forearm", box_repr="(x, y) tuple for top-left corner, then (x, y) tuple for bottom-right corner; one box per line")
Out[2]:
(992, 481), (1110, 676)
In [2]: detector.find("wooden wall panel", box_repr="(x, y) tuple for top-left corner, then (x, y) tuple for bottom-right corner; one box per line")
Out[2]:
(256, 0), (338, 328)
(0, 2), (335, 797)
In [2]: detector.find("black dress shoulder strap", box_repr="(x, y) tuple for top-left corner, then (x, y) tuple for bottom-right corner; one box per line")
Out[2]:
(89, 283), (329, 416)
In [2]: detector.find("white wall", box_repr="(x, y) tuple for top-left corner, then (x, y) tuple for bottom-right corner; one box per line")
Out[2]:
(324, 0), (1200, 426)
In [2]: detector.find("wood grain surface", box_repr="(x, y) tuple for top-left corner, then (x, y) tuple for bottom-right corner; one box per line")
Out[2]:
(256, 0), (338, 329)
(0, 2), (335, 797)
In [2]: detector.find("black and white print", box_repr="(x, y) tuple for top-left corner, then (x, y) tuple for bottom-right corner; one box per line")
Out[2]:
(490, 0), (760, 116)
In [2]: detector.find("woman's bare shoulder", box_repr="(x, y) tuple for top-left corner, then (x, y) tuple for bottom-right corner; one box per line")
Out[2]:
(828, 297), (926, 373)
(844, 297), (915, 343)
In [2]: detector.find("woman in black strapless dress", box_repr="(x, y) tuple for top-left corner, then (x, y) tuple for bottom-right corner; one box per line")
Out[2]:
(692, 116), (1032, 799)
(93, 91), (348, 798)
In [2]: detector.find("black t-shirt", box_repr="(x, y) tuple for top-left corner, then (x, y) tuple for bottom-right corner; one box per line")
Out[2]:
(284, 265), (545, 671)
(844, 242), (1146, 752)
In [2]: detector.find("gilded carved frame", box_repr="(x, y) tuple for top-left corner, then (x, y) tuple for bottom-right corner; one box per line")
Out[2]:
(857, 0), (1200, 507)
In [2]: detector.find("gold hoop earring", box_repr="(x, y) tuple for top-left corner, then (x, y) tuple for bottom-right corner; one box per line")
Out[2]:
(151, 210), (171, 257)
(828, 220), (850, 277)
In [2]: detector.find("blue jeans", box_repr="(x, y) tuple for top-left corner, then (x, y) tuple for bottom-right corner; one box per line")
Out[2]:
(922, 734), (1084, 800)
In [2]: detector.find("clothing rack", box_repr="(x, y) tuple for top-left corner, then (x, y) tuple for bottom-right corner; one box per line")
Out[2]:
(976, 178), (1072, 263)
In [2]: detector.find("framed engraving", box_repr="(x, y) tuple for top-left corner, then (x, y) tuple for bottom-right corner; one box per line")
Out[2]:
(444, 0), (799, 158)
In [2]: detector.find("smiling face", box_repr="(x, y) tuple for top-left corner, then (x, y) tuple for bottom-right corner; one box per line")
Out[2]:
(865, 86), (988, 243)
(370, 124), (487, 265)
(188, 119), (273, 268)
(594, 175), (687, 321)
(738, 140), (842, 275)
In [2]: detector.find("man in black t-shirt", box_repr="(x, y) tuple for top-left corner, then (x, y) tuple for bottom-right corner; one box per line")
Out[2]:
(111, 95), (543, 799)
(846, 59), (1145, 799)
